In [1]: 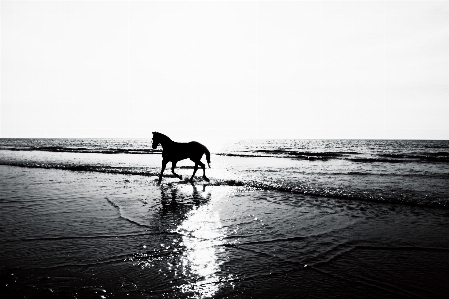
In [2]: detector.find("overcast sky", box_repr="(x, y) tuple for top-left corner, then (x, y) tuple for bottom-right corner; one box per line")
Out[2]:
(1, 0), (448, 141)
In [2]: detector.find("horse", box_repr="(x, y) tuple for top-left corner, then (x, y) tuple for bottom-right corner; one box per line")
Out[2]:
(152, 132), (211, 184)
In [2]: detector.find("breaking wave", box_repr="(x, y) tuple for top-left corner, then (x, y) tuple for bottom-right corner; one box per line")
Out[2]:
(217, 150), (449, 163)
(2, 146), (162, 155)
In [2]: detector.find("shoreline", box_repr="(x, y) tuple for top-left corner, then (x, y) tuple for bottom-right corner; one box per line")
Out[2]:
(1, 165), (449, 298)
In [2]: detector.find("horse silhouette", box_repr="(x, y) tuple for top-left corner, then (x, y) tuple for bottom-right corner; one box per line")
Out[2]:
(152, 132), (211, 184)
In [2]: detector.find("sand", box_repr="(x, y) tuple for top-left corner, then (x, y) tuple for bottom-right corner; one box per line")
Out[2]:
(1, 165), (449, 298)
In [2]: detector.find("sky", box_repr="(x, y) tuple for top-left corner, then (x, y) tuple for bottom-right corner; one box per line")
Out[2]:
(1, 0), (448, 141)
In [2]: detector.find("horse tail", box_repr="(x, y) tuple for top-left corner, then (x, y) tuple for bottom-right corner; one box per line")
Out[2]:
(204, 147), (211, 168)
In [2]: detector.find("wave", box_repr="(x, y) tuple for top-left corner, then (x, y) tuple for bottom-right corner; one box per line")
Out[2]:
(350, 153), (449, 163)
(0, 161), (161, 177)
(216, 153), (272, 158)
(349, 158), (408, 163)
(218, 151), (449, 163)
(1, 146), (162, 155)
(254, 150), (358, 156)
(217, 150), (355, 161)
(255, 150), (352, 160)
(1, 161), (447, 209)
(231, 180), (449, 209)
(378, 152), (449, 163)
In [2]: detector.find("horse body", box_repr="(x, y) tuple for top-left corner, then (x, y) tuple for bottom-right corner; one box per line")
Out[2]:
(152, 132), (211, 184)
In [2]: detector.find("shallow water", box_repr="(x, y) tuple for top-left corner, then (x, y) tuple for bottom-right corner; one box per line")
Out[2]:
(1, 165), (449, 298)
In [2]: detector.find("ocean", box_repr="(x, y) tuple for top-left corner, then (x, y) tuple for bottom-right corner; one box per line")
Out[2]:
(1, 138), (448, 207)
(1, 138), (449, 298)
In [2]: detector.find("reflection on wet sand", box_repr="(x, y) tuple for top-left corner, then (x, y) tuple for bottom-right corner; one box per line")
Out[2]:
(136, 183), (232, 298)
(164, 184), (230, 298)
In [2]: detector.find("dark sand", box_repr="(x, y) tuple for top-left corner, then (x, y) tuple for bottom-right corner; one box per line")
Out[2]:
(1, 165), (449, 298)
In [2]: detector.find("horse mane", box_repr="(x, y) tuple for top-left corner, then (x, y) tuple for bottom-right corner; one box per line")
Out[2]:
(152, 132), (172, 142)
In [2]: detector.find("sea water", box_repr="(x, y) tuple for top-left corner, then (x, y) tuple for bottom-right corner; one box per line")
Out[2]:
(0, 138), (448, 207)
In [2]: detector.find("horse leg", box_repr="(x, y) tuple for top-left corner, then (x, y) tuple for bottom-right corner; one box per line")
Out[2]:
(158, 160), (168, 185)
(171, 161), (182, 180)
(190, 163), (198, 182)
(197, 161), (209, 182)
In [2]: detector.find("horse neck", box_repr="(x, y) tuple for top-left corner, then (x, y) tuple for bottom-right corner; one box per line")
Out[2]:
(157, 134), (173, 148)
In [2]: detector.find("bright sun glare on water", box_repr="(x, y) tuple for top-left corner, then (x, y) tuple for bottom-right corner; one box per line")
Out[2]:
(176, 200), (229, 298)
(126, 185), (235, 298)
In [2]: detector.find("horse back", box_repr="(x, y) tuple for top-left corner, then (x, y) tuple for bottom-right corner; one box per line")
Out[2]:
(163, 141), (208, 162)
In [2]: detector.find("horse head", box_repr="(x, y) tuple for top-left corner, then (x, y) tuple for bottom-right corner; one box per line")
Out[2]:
(152, 132), (172, 149)
(152, 132), (160, 149)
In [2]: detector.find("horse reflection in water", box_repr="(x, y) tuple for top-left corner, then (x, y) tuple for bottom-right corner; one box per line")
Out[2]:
(152, 132), (211, 185)
(159, 183), (211, 218)
(157, 184), (231, 298)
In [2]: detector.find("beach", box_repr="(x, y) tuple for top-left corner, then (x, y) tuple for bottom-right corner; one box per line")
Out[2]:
(2, 161), (449, 298)
(3, 0), (449, 296)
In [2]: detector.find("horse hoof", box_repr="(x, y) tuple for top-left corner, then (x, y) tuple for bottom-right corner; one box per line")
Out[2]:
(203, 176), (210, 182)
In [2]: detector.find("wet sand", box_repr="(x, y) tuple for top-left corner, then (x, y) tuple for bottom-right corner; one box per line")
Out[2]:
(1, 165), (449, 298)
